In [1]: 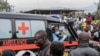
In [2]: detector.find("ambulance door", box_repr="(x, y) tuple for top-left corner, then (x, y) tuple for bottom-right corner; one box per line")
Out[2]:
(0, 19), (12, 39)
(15, 20), (31, 38)
(0, 18), (13, 47)
(15, 19), (46, 44)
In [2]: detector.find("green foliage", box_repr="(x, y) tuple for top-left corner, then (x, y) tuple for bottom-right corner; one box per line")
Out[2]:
(92, 20), (100, 24)
(0, 0), (12, 12)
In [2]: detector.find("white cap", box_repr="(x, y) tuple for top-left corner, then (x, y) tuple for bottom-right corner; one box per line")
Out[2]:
(15, 50), (36, 56)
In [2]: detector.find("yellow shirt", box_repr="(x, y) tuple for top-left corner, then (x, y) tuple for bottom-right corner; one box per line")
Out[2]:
(63, 52), (68, 56)
(82, 22), (87, 29)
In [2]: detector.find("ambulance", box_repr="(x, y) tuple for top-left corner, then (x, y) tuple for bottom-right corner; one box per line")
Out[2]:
(0, 12), (79, 51)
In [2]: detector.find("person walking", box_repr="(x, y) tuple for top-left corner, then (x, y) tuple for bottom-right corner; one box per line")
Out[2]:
(34, 30), (51, 56)
(69, 32), (99, 56)
(86, 13), (93, 26)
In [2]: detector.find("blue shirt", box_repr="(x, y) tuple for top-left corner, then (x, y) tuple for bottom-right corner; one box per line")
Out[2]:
(52, 33), (66, 42)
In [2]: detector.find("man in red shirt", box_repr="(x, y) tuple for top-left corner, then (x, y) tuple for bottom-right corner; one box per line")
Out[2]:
(86, 13), (93, 25)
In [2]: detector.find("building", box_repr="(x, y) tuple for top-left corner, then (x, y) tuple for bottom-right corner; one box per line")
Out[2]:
(24, 9), (84, 18)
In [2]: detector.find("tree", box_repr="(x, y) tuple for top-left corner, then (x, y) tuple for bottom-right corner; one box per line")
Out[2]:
(0, 0), (13, 12)
(96, 0), (100, 19)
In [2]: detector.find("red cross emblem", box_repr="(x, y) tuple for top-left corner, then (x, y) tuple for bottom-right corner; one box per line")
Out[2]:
(18, 22), (29, 35)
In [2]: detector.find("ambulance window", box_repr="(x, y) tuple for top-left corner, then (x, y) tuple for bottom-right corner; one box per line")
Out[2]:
(31, 20), (45, 36)
(50, 24), (72, 42)
(0, 19), (12, 38)
(59, 26), (75, 41)
(59, 26), (71, 38)
(16, 20), (31, 38)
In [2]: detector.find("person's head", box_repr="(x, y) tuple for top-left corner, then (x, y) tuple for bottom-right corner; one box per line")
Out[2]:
(78, 32), (90, 44)
(79, 17), (81, 21)
(2, 49), (16, 56)
(88, 13), (91, 16)
(34, 30), (47, 47)
(52, 26), (60, 34)
(50, 42), (64, 56)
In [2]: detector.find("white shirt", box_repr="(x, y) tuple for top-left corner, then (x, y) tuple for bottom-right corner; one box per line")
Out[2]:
(94, 32), (99, 37)
(77, 30), (82, 35)
(90, 25), (94, 31)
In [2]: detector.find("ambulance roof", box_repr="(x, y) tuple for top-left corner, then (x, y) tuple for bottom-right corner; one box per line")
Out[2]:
(0, 12), (60, 22)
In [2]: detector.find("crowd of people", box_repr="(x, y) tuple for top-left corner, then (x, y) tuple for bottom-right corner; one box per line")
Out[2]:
(0, 30), (99, 56)
(74, 13), (100, 42)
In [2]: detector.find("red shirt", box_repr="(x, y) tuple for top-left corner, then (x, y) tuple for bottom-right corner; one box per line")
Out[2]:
(86, 16), (92, 21)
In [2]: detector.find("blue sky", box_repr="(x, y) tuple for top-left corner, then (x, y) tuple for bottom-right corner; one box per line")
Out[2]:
(8, 0), (99, 12)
